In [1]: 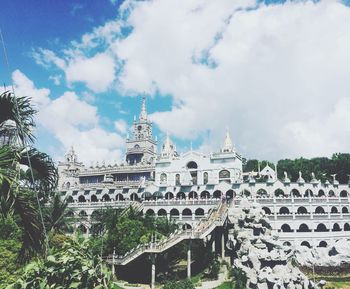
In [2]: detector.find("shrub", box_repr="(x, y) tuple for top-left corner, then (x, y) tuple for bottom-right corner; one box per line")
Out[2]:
(163, 279), (195, 289)
(7, 238), (115, 289)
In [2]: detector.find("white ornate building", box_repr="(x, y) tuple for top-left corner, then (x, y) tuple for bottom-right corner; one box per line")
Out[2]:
(58, 98), (350, 249)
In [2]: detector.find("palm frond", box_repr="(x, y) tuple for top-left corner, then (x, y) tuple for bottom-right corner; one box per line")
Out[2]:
(44, 193), (69, 234)
(13, 188), (45, 261)
(0, 90), (36, 144)
(20, 148), (58, 200)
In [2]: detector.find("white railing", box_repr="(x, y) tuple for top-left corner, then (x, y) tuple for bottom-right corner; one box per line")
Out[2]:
(106, 202), (228, 265)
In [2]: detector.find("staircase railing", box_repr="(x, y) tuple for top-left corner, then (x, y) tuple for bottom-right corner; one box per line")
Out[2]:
(106, 201), (228, 265)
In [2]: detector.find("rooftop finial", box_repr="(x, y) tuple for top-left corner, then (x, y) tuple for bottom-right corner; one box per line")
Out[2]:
(221, 128), (234, 153)
(139, 96), (147, 121)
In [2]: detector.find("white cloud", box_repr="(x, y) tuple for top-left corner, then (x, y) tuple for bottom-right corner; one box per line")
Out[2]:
(12, 70), (124, 164)
(65, 52), (116, 93)
(114, 119), (128, 134)
(114, 0), (350, 160)
(12, 69), (51, 108)
(49, 75), (62, 85)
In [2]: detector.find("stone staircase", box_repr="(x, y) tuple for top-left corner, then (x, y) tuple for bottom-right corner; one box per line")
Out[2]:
(119, 201), (144, 218)
(106, 202), (228, 266)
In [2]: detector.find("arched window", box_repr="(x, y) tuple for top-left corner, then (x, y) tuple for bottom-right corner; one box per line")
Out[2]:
(281, 224), (293, 232)
(78, 195), (86, 203)
(279, 207), (290, 214)
(274, 189), (284, 198)
(189, 191), (198, 199)
(219, 170), (230, 179)
(78, 210), (87, 217)
(203, 172), (208, 185)
(257, 189), (268, 198)
(160, 173), (167, 183)
(332, 223), (341, 232)
(170, 208), (179, 217)
(329, 190), (335, 197)
(158, 209), (167, 216)
(91, 210), (101, 220)
(315, 223), (328, 232)
(116, 193), (124, 201)
(186, 161), (198, 169)
(102, 194), (111, 202)
(298, 224), (311, 232)
(318, 241), (327, 248)
(297, 207), (308, 214)
(340, 190), (348, 198)
(200, 191), (210, 199)
(67, 196), (74, 203)
(262, 207), (271, 215)
(146, 209), (155, 216)
(90, 194), (98, 202)
(291, 189), (301, 198)
(182, 208), (192, 216)
(331, 206), (339, 213)
(344, 223), (350, 231)
(130, 193), (139, 201)
(165, 192), (174, 199)
(176, 192), (185, 199)
(226, 190), (235, 199)
(66, 210), (74, 217)
(342, 207), (349, 214)
(77, 224), (87, 234)
(175, 174), (181, 186)
(213, 190), (222, 199)
(301, 241), (311, 248)
(283, 241), (292, 247)
(195, 208), (205, 216)
(304, 189), (313, 197)
(315, 206), (325, 214)
(318, 190), (325, 197)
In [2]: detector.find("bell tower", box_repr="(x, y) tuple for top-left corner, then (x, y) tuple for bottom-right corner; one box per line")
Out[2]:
(126, 97), (157, 165)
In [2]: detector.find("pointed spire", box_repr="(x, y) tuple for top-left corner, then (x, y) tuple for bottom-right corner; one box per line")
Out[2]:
(66, 145), (77, 163)
(161, 132), (175, 158)
(139, 96), (147, 121)
(221, 128), (234, 153)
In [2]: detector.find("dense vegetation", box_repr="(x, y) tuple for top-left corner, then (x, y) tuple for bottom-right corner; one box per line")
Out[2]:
(243, 153), (350, 183)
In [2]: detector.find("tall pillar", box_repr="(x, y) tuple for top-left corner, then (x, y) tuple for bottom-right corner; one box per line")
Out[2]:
(112, 248), (115, 276)
(221, 232), (225, 259)
(187, 241), (192, 279)
(151, 254), (156, 289)
(212, 232), (216, 253)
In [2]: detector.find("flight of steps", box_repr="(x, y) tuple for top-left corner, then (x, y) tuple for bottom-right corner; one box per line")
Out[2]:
(106, 201), (228, 266)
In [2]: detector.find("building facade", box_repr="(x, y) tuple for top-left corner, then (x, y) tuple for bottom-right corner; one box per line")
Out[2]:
(58, 98), (350, 248)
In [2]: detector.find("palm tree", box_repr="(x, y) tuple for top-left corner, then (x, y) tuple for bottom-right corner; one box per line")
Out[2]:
(43, 193), (69, 234)
(0, 90), (58, 259)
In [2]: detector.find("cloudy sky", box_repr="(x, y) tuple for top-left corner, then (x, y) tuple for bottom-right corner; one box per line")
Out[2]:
(1, 0), (350, 164)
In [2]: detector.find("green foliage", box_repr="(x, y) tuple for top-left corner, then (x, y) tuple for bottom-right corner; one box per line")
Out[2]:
(0, 239), (21, 288)
(0, 91), (36, 144)
(278, 154), (350, 183)
(97, 208), (177, 256)
(162, 279), (195, 289)
(207, 259), (220, 279)
(244, 154), (350, 184)
(232, 267), (247, 289)
(7, 238), (114, 289)
(43, 193), (69, 234)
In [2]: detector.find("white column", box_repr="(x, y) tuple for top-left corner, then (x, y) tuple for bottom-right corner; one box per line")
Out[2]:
(151, 255), (156, 289)
(187, 243), (191, 279)
(221, 232), (225, 259)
